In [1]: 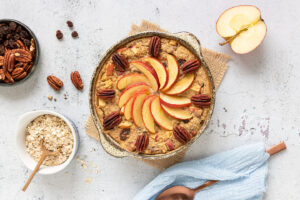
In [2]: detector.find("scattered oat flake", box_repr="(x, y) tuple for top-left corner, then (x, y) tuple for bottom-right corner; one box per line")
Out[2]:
(85, 178), (92, 184)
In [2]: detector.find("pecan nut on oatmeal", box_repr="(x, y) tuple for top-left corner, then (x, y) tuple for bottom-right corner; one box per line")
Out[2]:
(93, 35), (213, 155)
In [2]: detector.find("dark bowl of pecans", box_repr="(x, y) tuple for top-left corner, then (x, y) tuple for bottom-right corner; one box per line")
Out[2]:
(0, 19), (39, 86)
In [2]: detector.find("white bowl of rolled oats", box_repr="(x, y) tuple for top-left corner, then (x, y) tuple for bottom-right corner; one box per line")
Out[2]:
(16, 110), (79, 175)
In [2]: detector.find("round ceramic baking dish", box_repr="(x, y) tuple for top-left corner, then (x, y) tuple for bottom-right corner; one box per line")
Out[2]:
(89, 31), (215, 160)
(16, 110), (79, 175)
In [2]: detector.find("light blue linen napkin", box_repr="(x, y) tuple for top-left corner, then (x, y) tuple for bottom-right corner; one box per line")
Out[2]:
(133, 143), (270, 200)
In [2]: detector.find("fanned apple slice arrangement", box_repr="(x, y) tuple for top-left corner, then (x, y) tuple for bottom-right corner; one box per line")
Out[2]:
(114, 40), (209, 133)
(98, 36), (212, 153)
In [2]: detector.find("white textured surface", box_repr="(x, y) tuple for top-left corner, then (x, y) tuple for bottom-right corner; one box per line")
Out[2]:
(0, 0), (299, 199)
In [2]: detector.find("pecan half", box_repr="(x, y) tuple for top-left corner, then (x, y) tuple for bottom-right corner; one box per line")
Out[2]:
(12, 49), (32, 62)
(0, 56), (3, 66)
(112, 53), (128, 72)
(12, 68), (26, 80)
(149, 36), (161, 58)
(4, 71), (14, 83)
(70, 71), (84, 90)
(0, 69), (5, 80)
(181, 59), (201, 74)
(47, 75), (63, 91)
(97, 89), (115, 100)
(173, 126), (191, 144)
(7, 53), (15, 72)
(191, 94), (211, 107)
(3, 50), (11, 73)
(135, 134), (149, 152)
(103, 111), (122, 130)
(23, 62), (33, 73)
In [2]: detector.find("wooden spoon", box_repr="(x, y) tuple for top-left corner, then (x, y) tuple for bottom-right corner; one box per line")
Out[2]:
(156, 142), (286, 200)
(22, 139), (61, 192)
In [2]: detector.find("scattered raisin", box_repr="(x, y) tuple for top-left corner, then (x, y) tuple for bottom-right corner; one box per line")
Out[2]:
(71, 31), (78, 38)
(182, 119), (190, 123)
(16, 26), (22, 33)
(56, 30), (63, 40)
(120, 128), (130, 141)
(66, 21), (73, 28)
(0, 45), (4, 56)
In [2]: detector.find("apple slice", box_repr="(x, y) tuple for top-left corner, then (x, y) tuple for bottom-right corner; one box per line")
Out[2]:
(116, 73), (148, 90)
(130, 61), (160, 91)
(124, 96), (134, 120)
(118, 82), (151, 107)
(161, 104), (192, 120)
(230, 21), (266, 54)
(164, 73), (195, 95)
(143, 57), (168, 89)
(216, 5), (267, 54)
(159, 93), (191, 108)
(132, 93), (149, 128)
(142, 95), (156, 133)
(161, 54), (179, 91)
(150, 96), (173, 130)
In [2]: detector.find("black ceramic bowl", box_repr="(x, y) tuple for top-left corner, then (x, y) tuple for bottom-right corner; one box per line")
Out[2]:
(0, 19), (39, 86)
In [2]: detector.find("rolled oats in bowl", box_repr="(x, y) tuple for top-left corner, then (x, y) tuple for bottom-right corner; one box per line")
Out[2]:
(25, 114), (74, 166)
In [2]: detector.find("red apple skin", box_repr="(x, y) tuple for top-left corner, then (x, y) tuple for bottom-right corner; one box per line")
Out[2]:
(162, 55), (179, 91)
(116, 73), (148, 90)
(165, 74), (195, 96)
(118, 82), (151, 107)
(143, 57), (169, 89)
(150, 97), (173, 131)
(161, 104), (191, 120)
(130, 61), (160, 91)
(159, 98), (191, 108)
(216, 5), (261, 37)
(141, 95), (156, 133)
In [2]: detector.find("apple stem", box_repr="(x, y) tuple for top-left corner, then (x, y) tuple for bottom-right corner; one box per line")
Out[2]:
(219, 26), (249, 46)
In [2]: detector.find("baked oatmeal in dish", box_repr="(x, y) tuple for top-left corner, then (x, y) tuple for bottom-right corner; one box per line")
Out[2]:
(93, 35), (213, 155)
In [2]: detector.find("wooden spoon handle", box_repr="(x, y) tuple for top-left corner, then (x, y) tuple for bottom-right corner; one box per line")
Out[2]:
(22, 153), (47, 192)
(192, 142), (286, 193)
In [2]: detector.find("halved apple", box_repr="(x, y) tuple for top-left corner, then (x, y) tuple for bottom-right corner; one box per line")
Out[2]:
(124, 96), (134, 120)
(118, 82), (151, 107)
(143, 57), (168, 89)
(164, 73), (195, 95)
(116, 73), (148, 90)
(216, 5), (267, 54)
(161, 54), (179, 91)
(159, 93), (191, 108)
(150, 96), (173, 130)
(130, 61), (160, 91)
(142, 95), (156, 133)
(161, 104), (192, 120)
(132, 93), (149, 128)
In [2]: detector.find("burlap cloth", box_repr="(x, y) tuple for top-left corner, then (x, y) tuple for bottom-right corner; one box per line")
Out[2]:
(85, 20), (230, 170)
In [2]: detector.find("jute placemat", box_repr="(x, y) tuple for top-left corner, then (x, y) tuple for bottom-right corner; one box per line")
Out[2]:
(85, 20), (230, 170)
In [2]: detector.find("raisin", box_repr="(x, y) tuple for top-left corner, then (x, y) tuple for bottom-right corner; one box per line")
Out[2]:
(20, 30), (29, 39)
(120, 128), (130, 141)
(6, 33), (12, 40)
(56, 30), (63, 40)
(14, 34), (20, 40)
(66, 21), (73, 28)
(23, 39), (31, 47)
(182, 119), (190, 123)
(9, 22), (17, 31)
(16, 26), (22, 33)
(178, 59), (186, 66)
(71, 31), (78, 38)
(162, 62), (167, 68)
